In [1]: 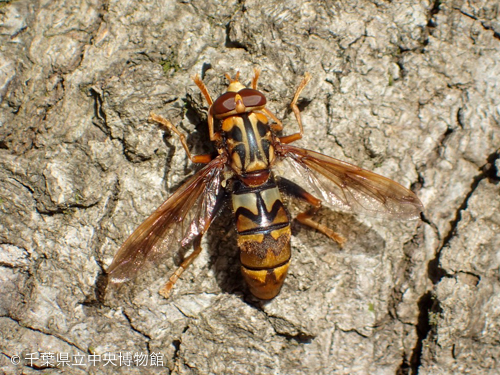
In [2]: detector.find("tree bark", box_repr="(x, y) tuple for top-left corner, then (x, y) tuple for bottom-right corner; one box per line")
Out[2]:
(0, 0), (499, 374)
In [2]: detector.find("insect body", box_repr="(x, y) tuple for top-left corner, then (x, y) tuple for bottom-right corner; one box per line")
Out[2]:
(107, 69), (423, 300)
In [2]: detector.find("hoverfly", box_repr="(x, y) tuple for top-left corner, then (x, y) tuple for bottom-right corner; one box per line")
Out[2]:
(107, 68), (423, 300)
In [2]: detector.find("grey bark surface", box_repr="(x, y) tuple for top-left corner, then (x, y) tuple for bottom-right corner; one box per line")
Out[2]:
(0, 0), (499, 374)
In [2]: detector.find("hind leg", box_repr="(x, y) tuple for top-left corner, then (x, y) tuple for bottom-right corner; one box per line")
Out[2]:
(277, 177), (346, 246)
(159, 235), (204, 298)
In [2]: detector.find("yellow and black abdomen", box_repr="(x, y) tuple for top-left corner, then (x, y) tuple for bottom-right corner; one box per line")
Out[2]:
(231, 178), (291, 299)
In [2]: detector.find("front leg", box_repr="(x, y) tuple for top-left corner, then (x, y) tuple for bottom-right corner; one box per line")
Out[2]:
(149, 113), (213, 164)
(278, 73), (311, 145)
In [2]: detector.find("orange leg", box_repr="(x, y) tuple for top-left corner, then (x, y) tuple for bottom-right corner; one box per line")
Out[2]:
(149, 113), (212, 164)
(277, 177), (346, 246)
(159, 236), (203, 298)
(279, 72), (312, 144)
(296, 206), (346, 246)
(263, 108), (284, 132)
(192, 74), (221, 141)
(192, 74), (213, 106)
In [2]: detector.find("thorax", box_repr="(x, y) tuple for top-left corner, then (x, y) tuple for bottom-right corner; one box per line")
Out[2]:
(222, 112), (276, 180)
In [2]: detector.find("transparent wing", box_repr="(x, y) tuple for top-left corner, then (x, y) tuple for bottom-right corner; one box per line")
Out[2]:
(107, 156), (226, 283)
(275, 144), (423, 219)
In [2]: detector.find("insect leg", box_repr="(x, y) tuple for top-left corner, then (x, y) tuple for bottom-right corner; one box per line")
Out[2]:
(159, 187), (226, 298)
(263, 108), (284, 132)
(277, 177), (346, 246)
(296, 207), (346, 246)
(278, 73), (311, 145)
(192, 74), (213, 106)
(149, 113), (213, 164)
(192, 74), (222, 142)
(159, 235), (203, 298)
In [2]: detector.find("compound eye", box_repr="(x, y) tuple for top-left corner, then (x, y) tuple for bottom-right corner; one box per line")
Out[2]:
(238, 88), (266, 108)
(213, 92), (237, 115)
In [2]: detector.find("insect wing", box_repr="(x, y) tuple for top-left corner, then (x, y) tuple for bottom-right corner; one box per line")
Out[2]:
(276, 144), (423, 219)
(107, 156), (226, 283)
